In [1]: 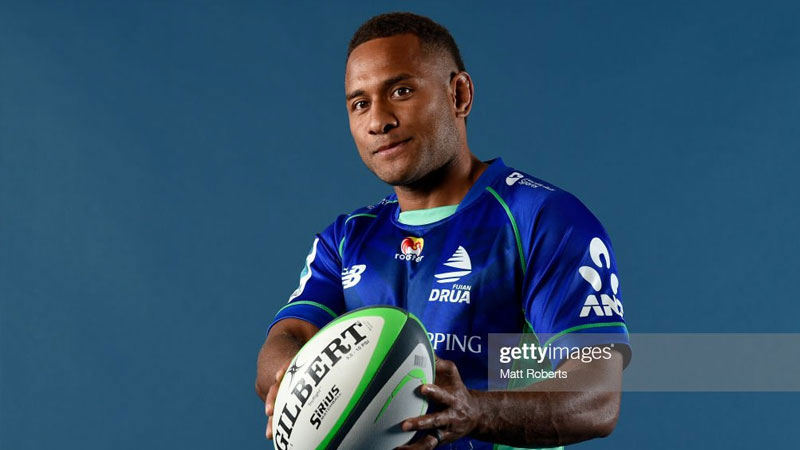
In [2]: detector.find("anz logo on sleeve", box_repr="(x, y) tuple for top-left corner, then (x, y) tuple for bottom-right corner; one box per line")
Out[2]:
(578, 238), (624, 318)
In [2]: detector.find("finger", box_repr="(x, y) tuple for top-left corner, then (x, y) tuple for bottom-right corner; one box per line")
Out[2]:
(266, 403), (274, 440)
(434, 358), (458, 379)
(436, 429), (455, 444)
(420, 383), (456, 406)
(396, 434), (439, 450)
(267, 359), (294, 440)
(265, 382), (279, 416)
(266, 362), (290, 415)
(402, 411), (448, 431)
(276, 364), (288, 381)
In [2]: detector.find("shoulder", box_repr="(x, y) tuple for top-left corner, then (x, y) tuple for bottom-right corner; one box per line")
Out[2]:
(347, 193), (399, 221)
(485, 166), (606, 241)
(486, 166), (588, 221)
(319, 193), (398, 240)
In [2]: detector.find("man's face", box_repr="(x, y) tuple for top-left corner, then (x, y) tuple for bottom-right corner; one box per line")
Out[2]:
(345, 34), (461, 186)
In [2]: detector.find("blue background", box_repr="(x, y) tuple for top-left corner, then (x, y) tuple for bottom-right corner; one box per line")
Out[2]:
(2, 0), (798, 448)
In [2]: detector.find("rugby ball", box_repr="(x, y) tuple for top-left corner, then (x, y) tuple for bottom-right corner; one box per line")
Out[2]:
(272, 306), (435, 450)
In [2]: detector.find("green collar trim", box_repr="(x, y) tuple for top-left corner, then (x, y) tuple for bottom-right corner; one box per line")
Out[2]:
(398, 204), (459, 226)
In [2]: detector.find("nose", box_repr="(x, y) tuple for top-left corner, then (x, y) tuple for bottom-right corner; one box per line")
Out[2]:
(368, 100), (398, 135)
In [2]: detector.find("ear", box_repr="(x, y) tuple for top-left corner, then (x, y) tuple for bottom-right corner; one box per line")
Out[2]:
(450, 71), (474, 119)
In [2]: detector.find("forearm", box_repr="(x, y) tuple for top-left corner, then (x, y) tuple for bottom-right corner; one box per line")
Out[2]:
(470, 388), (619, 447)
(255, 333), (303, 401)
(470, 355), (622, 447)
(256, 321), (316, 400)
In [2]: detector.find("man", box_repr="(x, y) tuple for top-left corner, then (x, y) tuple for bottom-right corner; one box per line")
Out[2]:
(256, 12), (630, 450)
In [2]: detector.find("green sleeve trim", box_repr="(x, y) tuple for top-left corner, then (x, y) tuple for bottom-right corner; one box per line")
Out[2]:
(506, 318), (550, 390)
(275, 300), (338, 320)
(523, 318), (536, 335)
(338, 213), (378, 258)
(486, 186), (526, 275)
(345, 213), (377, 222)
(542, 321), (628, 348)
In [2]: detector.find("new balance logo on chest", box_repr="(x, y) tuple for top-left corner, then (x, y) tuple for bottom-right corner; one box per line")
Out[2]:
(341, 265), (366, 289)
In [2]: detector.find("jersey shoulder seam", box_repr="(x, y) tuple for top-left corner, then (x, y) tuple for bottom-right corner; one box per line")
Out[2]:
(342, 193), (397, 221)
(337, 194), (396, 258)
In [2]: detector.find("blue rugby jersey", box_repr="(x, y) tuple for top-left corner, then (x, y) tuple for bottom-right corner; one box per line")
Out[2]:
(268, 158), (630, 450)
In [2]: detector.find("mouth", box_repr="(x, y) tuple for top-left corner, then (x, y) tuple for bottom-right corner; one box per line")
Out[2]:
(373, 138), (412, 155)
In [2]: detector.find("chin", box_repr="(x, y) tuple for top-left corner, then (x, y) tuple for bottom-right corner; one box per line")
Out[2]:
(369, 160), (417, 186)
(376, 172), (411, 186)
(375, 169), (418, 187)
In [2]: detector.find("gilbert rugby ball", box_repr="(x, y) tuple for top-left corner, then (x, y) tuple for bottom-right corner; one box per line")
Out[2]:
(272, 306), (435, 450)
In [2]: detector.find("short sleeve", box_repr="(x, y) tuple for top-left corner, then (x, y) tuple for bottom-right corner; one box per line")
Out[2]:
(522, 192), (631, 369)
(267, 221), (346, 334)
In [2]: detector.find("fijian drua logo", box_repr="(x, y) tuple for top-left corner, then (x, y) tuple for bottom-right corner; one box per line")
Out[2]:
(429, 246), (473, 305)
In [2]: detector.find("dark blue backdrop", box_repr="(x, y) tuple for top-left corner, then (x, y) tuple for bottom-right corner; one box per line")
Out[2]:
(1, 1), (798, 448)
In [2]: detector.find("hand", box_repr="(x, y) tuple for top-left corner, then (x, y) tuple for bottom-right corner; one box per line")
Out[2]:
(264, 359), (292, 440)
(397, 358), (481, 450)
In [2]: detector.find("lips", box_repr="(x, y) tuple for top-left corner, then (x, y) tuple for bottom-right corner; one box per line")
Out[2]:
(373, 138), (412, 154)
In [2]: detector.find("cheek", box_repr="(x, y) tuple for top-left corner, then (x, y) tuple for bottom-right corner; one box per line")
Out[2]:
(418, 93), (451, 126)
(348, 118), (366, 149)
(413, 104), (449, 143)
(348, 115), (358, 137)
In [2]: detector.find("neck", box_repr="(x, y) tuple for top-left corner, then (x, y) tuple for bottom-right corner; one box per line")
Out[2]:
(394, 151), (488, 211)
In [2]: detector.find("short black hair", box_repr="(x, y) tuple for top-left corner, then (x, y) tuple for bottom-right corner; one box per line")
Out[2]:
(347, 12), (465, 72)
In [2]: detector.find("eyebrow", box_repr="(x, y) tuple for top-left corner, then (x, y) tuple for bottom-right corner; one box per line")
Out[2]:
(345, 73), (416, 101)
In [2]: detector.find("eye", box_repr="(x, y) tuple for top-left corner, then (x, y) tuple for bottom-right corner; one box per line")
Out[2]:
(352, 100), (369, 111)
(392, 87), (413, 97)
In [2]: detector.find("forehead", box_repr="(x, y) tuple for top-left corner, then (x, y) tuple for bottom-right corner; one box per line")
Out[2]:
(345, 34), (447, 90)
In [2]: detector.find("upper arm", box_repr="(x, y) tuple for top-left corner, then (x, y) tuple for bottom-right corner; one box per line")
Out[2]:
(520, 192), (631, 369)
(268, 220), (348, 334)
(256, 318), (321, 400)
